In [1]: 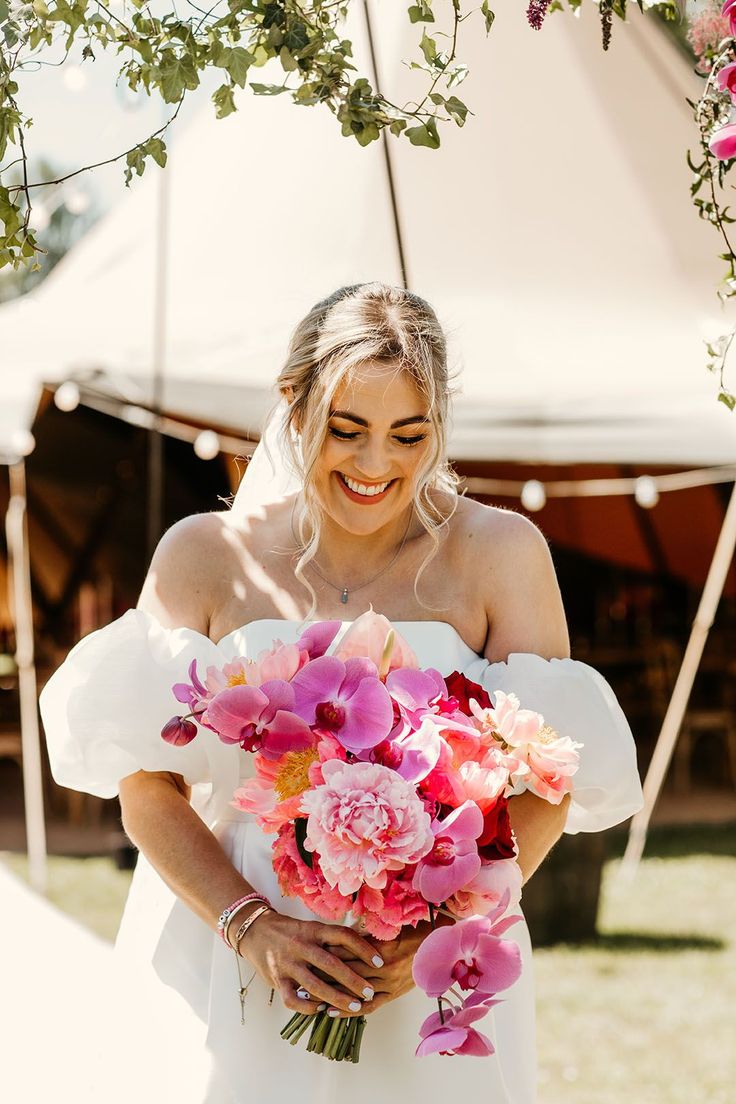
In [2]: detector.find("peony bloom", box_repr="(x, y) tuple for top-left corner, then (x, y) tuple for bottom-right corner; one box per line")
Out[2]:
(290, 655), (394, 753)
(300, 760), (434, 895)
(412, 801), (484, 904)
(516, 726), (582, 803)
(204, 657), (252, 696)
(709, 122), (736, 161)
(446, 858), (523, 920)
(205, 679), (314, 759)
(272, 823), (353, 921)
(352, 872), (430, 940)
(334, 609), (419, 673)
(456, 754), (509, 813)
(412, 912), (522, 998)
(416, 993), (501, 1058)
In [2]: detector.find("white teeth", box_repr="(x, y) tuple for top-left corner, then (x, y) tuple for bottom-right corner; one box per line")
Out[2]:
(341, 474), (390, 497)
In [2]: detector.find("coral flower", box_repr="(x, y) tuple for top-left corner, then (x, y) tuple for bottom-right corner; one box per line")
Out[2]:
(416, 993), (501, 1058)
(412, 801), (484, 904)
(290, 655), (393, 753)
(412, 912), (522, 998)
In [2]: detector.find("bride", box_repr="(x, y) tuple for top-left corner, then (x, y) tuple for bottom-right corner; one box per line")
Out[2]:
(41, 282), (643, 1103)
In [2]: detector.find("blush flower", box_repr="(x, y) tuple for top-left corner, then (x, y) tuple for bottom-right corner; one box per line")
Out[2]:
(709, 122), (736, 161)
(334, 609), (419, 673)
(412, 801), (484, 904)
(205, 679), (314, 759)
(412, 912), (522, 999)
(416, 993), (501, 1058)
(446, 858), (523, 920)
(300, 760), (434, 895)
(290, 655), (394, 753)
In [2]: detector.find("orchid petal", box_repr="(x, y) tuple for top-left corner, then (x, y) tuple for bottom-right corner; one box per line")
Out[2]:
(296, 620), (341, 658)
(290, 656), (346, 721)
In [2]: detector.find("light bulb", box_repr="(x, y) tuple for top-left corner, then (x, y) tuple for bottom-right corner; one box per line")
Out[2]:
(194, 430), (220, 461)
(10, 430), (35, 457)
(54, 381), (80, 412)
(520, 479), (546, 512)
(634, 476), (659, 509)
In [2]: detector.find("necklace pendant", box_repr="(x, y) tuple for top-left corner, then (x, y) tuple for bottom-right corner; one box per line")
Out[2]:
(340, 587), (349, 604)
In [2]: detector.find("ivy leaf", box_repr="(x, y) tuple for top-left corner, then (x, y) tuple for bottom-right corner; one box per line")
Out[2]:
(480, 1), (495, 33)
(445, 94), (468, 126)
(157, 51), (199, 102)
(213, 82), (236, 119)
(718, 391), (736, 411)
(408, 2), (434, 22)
(405, 118), (440, 148)
(419, 29), (438, 67)
(249, 82), (289, 95)
(0, 0), (9, 23)
(223, 45), (253, 88)
(144, 136), (167, 168)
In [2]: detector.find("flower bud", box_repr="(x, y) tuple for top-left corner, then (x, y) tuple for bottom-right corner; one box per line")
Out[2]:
(161, 716), (198, 746)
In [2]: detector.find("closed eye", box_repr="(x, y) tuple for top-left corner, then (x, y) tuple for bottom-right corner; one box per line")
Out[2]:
(394, 434), (426, 446)
(329, 427), (426, 446)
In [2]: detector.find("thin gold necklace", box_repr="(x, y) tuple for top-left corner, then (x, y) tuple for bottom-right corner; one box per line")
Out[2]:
(289, 498), (414, 605)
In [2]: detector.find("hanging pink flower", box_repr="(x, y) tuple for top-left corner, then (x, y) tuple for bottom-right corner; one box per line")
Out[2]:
(160, 715), (198, 746)
(300, 760), (434, 895)
(290, 655), (393, 753)
(717, 60), (736, 98)
(412, 912), (522, 999)
(723, 0), (736, 36)
(709, 122), (736, 161)
(416, 993), (502, 1058)
(412, 801), (484, 904)
(446, 858), (523, 920)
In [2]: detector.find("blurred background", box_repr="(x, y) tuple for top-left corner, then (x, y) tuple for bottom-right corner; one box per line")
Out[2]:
(1, 1), (734, 1101)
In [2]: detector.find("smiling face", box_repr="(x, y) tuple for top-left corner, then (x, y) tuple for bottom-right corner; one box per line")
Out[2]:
(310, 362), (434, 536)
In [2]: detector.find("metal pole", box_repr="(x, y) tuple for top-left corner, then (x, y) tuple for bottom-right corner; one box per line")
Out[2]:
(147, 148), (170, 560)
(6, 459), (48, 894)
(621, 479), (736, 875)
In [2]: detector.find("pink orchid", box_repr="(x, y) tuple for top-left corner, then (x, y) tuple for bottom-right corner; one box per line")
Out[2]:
(204, 657), (252, 696)
(295, 620), (341, 659)
(300, 760), (434, 895)
(290, 655), (393, 753)
(447, 858), (523, 920)
(709, 122), (736, 160)
(412, 801), (484, 904)
(416, 993), (502, 1058)
(172, 658), (210, 715)
(723, 0), (736, 35)
(385, 667), (448, 731)
(717, 60), (736, 98)
(205, 679), (314, 759)
(365, 715), (443, 784)
(412, 912), (522, 998)
(160, 715), (198, 746)
(333, 609), (419, 673)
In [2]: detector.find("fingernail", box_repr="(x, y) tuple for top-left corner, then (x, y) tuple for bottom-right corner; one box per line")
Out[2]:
(296, 989), (309, 1000)
(362, 986), (374, 1000)
(372, 955), (384, 968)
(328, 1008), (341, 1018)
(348, 1000), (362, 1012)
(317, 1003), (327, 1011)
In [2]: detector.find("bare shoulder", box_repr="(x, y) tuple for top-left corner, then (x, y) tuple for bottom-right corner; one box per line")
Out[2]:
(449, 496), (569, 661)
(136, 510), (241, 635)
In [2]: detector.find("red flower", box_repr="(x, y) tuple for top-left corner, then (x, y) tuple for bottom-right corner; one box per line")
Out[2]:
(477, 796), (517, 861)
(443, 671), (492, 714)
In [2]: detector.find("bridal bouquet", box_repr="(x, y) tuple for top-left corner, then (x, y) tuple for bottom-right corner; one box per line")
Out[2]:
(161, 612), (581, 1062)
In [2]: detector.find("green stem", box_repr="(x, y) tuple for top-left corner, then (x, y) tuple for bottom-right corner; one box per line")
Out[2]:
(351, 1016), (367, 1062)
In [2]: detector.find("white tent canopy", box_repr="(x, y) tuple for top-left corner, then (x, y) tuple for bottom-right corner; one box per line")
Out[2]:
(1, 1), (734, 466)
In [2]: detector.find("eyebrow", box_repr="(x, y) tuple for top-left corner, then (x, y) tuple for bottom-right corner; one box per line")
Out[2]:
(330, 409), (429, 429)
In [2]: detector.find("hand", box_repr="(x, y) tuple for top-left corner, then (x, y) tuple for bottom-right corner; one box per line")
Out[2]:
(237, 909), (384, 1017)
(326, 921), (432, 1017)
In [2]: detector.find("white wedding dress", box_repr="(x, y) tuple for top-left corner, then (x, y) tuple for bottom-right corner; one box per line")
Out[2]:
(40, 609), (644, 1104)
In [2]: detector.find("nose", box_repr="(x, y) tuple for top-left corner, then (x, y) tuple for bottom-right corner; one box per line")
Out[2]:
(353, 435), (392, 481)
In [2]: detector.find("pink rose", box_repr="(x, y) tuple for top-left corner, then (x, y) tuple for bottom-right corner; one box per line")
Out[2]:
(300, 760), (434, 896)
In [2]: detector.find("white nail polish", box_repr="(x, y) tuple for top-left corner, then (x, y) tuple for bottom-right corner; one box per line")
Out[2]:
(372, 955), (384, 968)
(362, 987), (374, 999)
(317, 1003), (327, 1011)
(348, 1000), (361, 1012)
(328, 1008), (341, 1018)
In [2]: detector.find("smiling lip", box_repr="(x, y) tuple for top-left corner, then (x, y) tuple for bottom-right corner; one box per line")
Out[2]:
(336, 472), (396, 505)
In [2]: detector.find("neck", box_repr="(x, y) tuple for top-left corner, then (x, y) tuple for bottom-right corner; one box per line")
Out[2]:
(294, 500), (417, 582)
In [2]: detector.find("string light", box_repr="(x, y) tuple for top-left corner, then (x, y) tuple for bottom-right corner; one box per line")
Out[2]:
(194, 430), (221, 460)
(634, 475), (659, 509)
(54, 382), (80, 412)
(10, 430), (35, 457)
(520, 479), (547, 511)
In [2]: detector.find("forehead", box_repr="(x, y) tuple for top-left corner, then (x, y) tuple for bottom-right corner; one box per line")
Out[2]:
(331, 362), (426, 418)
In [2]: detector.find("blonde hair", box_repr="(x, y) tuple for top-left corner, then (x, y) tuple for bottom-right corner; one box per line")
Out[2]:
(273, 282), (459, 614)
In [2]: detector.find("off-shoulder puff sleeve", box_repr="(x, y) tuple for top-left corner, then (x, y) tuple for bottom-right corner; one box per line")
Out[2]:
(462, 652), (644, 835)
(39, 609), (240, 822)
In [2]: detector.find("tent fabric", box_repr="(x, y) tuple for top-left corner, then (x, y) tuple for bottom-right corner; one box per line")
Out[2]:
(1, 2), (734, 465)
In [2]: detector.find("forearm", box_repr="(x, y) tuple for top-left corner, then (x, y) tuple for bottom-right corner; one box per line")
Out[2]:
(508, 790), (571, 884)
(119, 772), (259, 931)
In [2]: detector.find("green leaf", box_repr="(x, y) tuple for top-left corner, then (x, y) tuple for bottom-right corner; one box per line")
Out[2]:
(279, 45), (298, 72)
(419, 29), (438, 67)
(0, 0), (9, 24)
(157, 51), (199, 103)
(294, 818), (313, 869)
(718, 391), (736, 411)
(249, 82), (289, 95)
(480, 0), (495, 33)
(408, 2), (434, 22)
(213, 83), (236, 119)
(445, 94), (468, 126)
(405, 118), (440, 149)
(145, 137), (167, 168)
(224, 46), (253, 88)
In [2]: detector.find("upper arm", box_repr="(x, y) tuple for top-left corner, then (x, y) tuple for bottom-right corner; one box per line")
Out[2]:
(136, 512), (225, 636)
(480, 509), (570, 664)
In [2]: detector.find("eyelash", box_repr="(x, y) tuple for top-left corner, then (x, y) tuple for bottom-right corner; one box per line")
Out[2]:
(328, 427), (427, 447)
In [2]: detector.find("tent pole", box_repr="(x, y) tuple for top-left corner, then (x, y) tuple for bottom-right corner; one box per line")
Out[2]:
(362, 0), (410, 290)
(6, 459), (48, 894)
(147, 142), (170, 560)
(621, 479), (736, 875)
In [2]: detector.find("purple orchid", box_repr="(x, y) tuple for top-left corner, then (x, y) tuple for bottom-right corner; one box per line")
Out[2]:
(295, 621), (341, 659)
(416, 993), (502, 1058)
(384, 667), (449, 734)
(172, 658), (210, 715)
(290, 655), (393, 754)
(205, 679), (313, 760)
(412, 912), (523, 999)
(366, 715), (443, 784)
(412, 800), (484, 904)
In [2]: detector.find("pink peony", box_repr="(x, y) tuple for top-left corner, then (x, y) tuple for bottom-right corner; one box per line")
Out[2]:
(447, 858), (523, 920)
(353, 872), (430, 940)
(272, 823), (353, 921)
(300, 760), (434, 896)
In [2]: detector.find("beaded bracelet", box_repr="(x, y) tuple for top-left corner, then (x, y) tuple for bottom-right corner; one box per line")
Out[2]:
(217, 892), (272, 946)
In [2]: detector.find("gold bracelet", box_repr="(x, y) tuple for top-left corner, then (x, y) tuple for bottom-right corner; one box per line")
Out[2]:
(224, 897), (269, 950)
(233, 903), (271, 951)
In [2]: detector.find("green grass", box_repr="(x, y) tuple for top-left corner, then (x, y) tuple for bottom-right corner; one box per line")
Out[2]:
(3, 823), (734, 1101)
